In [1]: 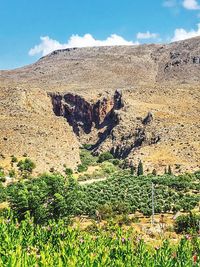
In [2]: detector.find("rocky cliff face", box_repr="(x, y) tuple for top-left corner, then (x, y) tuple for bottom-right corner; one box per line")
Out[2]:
(50, 90), (123, 138)
(50, 90), (160, 160)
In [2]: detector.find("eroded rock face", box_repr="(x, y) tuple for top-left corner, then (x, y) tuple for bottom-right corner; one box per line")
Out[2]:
(51, 94), (93, 135)
(142, 112), (153, 125)
(50, 90), (161, 159)
(50, 90), (123, 136)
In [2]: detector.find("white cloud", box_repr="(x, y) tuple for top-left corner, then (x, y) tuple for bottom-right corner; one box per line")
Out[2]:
(29, 34), (139, 56)
(136, 31), (159, 40)
(171, 23), (200, 41)
(182, 0), (200, 10)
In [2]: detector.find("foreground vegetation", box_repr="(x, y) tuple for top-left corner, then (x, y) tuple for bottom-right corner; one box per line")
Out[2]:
(0, 215), (199, 267)
(0, 149), (199, 266)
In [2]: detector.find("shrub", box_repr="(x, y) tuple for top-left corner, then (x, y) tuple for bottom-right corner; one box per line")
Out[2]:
(117, 214), (132, 226)
(152, 169), (157, 176)
(80, 149), (97, 166)
(101, 162), (116, 174)
(174, 212), (200, 234)
(50, 167), (55, 173)
(98, 152), (113, 163)
(0, 177), (6, 183)
(110, 159), (120, 166)
(194, 170), (200, 180)
(17, 158), (36, 173)
(65, 168), (73, 176)
(11, 155), (18, 163)
(0, 168), (4, 178)
(98, 203), (113, 219)
(0, 184), (6, 202)
(77, 164), (88, 173)
(9, 169), (15, 178)
(82, 144), (92, 150)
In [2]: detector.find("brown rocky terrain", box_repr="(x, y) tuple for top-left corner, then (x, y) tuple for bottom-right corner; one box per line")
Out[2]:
(0, 36), (200, 174)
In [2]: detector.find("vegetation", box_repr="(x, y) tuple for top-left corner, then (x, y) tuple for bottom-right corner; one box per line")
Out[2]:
(0, 167), (5, 178)
(77, 164), (88, 173)
(168, 165), (173, 175)
(77, 147), (98, 172)
(17, 158), (36, 176)
(0, 214), (199, 266)
(2, 170), (199, 223)
(174, 212), (200, 234)
(64, 168), (73, 176)
(5, 174), (79, 223)
(11, 155), (18, 163)
(98, 151), (114, 163)
(0, 150), (199, 266)
(137, 160), (144, 176)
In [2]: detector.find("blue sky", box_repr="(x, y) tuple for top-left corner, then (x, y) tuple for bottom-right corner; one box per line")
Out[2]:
(0, 0), (200, 69)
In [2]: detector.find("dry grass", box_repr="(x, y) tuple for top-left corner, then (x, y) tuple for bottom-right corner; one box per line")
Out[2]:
(0, 202), (9, 210)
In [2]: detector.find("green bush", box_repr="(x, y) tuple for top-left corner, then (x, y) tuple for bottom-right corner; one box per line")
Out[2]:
(9, 169), (15, 178)
(117, 214), (133, 226)
(77, 164), (88, 173)
(98, 152), (113, 163)
(17, 158), (36, 173)
(80, 149), (97, 166)
(0, 184), (6, 202)
(110, 159), (120, 166)
(0, 216), (199, 266)
(82, 144), (92, 150)
(174, 212), (200, 234)
(98, 203), (113, 219)
(0, 177), (6, 183)
(0, 167), (4, 178)
(101, 162), (116, 174)
(11, 155), (18, 163)
(65, 168), (73, 176)
(194, 170), (200, 180)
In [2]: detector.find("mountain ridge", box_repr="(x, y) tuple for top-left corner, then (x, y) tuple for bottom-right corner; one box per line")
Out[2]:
(0, 37), (199, 174)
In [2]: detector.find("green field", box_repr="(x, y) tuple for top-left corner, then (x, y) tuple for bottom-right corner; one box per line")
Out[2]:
(0, 215), (199, 267)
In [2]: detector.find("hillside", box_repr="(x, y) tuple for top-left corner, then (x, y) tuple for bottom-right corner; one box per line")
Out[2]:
(0, 37), (200, 174)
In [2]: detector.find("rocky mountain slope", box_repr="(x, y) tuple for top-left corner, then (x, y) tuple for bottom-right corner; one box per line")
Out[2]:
(0, 37), (200, 174)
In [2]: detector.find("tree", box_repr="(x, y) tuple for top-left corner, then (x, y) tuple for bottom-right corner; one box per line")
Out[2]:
(77, 164), (88, 173)
(65, 168), (73, 176)
(9, 169), (15, 178)
(11, 155), (18, 163)
(137, 160), (144, 176)
(174, 212), (200, 234)
(130, 161), (134, 175)
(98, 152), (113, 163)
(168, 165), (173, 175)
(152, 169), (157, 176)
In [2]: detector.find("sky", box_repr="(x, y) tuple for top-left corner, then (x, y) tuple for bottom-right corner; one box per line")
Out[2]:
(0, 0), (200, 70)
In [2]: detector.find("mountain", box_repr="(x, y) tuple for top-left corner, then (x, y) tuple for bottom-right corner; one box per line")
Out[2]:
(0, 37), (200, 174)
